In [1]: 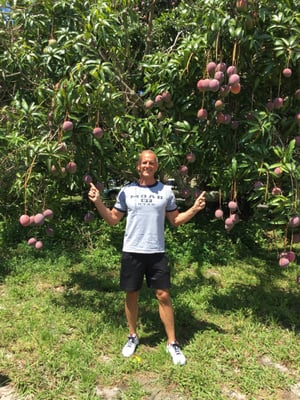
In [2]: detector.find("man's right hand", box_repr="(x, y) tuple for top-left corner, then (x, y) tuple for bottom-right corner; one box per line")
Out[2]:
(88, 182), (100, 203)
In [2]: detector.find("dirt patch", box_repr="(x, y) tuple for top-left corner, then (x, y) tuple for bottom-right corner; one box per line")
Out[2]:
(94, 371), (186, 400)
(291, 382), (300, 398)
(258, 355), (300, 400)
(135, 372), (185, 400)
(204, 268), (221, 279)
(0, 382), (34, 400)
(259, 354), (289, 373)
(221, 386), (247, 400)
(0, 384), (16, 400)
(95, 386), (122, 399)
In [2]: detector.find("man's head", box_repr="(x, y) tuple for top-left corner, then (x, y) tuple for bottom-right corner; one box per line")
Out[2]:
(137, 150), (158, 182)
(137, 150), (158, 165)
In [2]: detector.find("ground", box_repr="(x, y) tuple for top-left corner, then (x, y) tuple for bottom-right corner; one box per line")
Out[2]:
(1, 355), (300, 400)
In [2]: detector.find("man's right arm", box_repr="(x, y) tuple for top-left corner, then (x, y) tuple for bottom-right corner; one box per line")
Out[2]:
(88, 183), (124, 226)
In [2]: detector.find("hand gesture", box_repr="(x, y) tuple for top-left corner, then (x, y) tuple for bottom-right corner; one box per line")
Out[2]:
(88, 182), (100, 203)
(193, 191), (206, 211)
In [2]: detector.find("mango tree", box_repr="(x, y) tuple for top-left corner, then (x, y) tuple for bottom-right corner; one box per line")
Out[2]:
(0, 0), (299, 264)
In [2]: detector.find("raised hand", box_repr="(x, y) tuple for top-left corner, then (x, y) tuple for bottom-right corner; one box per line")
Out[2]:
(193, 191), (206, 211)
(88, 182), (100, 203)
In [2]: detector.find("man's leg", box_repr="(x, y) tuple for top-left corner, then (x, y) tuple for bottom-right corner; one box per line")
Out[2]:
(155, 289), (175, 343)
(156, 288), (186, 365)
(125, 290), (139, 335)
(122, 290), (140, 357)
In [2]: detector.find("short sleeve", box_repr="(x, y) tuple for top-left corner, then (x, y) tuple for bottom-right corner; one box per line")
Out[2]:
(166, 188), (177, 212)
(114, 188), (127, 213)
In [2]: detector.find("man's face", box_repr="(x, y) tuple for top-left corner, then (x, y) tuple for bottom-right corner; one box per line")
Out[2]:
(138, 152), (158, 179)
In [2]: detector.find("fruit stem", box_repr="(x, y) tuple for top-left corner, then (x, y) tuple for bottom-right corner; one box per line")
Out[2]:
(183, 52), (194, 75)
(232, 40), (238, 65)
(277, 70), (282, 97)
(58, 127), (62, 144)
(23, 154), (37, 214)
(231, 179), (237, 201)
(215, 31), (220, 60)
(218, 189), (222, 208)
(50, 13), (54, 39)
(286, 50), (291, 68)
(264, 171), (269, 204)
(292, 175), (298, 214)
(201, 92), (205, 108)
(283, 225), (288, 252)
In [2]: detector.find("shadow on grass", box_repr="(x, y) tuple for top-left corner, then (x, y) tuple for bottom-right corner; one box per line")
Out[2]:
(206, 256), (300, 332)
(135, 286), (227, 347)
(0, 374), (11, 386)
(210, 282), (300, 330)
(65, 270), (118, 292)
(165, 216), (300, 333)
(0, 257), (11, 283)
(176, 242), (300, 333)
(51, 265), (125, 326)
(27, 215), (299, 346)
(55, 262), (226, 347)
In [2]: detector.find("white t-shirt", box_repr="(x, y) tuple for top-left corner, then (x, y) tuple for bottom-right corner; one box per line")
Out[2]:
(114, 181), (177, 253)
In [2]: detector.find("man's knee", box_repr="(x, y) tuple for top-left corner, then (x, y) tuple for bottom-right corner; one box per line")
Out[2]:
(155, 289), (170, 303)
(126, 290), (139, 300)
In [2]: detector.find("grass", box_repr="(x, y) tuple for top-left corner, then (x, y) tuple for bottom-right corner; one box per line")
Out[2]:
(0, 216), (300, 399)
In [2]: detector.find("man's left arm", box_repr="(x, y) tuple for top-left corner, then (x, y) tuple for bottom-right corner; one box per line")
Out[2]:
(166, 191), (206, 227)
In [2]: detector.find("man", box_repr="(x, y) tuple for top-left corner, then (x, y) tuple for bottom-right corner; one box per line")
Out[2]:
(88, 149), (206, 365)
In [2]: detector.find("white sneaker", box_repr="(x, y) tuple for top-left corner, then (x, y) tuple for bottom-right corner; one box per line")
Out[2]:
(122, 335), (139, 357)
(167, 342), (186, 365)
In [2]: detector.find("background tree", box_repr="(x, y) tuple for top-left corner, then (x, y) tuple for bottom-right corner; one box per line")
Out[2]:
(0, 0), (299, 259)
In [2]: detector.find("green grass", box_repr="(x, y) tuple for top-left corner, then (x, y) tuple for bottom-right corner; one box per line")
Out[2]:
(0, 217), (300, 399)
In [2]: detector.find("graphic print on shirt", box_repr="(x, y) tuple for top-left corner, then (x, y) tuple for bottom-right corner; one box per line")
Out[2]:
(128, 192), (164, 208)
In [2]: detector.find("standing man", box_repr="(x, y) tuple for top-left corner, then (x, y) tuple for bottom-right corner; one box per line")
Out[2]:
(88, 149), (206, 365)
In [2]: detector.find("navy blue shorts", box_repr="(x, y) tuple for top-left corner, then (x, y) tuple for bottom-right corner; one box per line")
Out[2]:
(120, 252), (170, 291)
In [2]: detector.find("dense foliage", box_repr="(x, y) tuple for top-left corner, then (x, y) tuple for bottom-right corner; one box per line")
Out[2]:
(0, 0), (299, 256)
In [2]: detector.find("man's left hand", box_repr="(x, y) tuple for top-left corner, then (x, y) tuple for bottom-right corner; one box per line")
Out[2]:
(193, 191), (206, 211)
